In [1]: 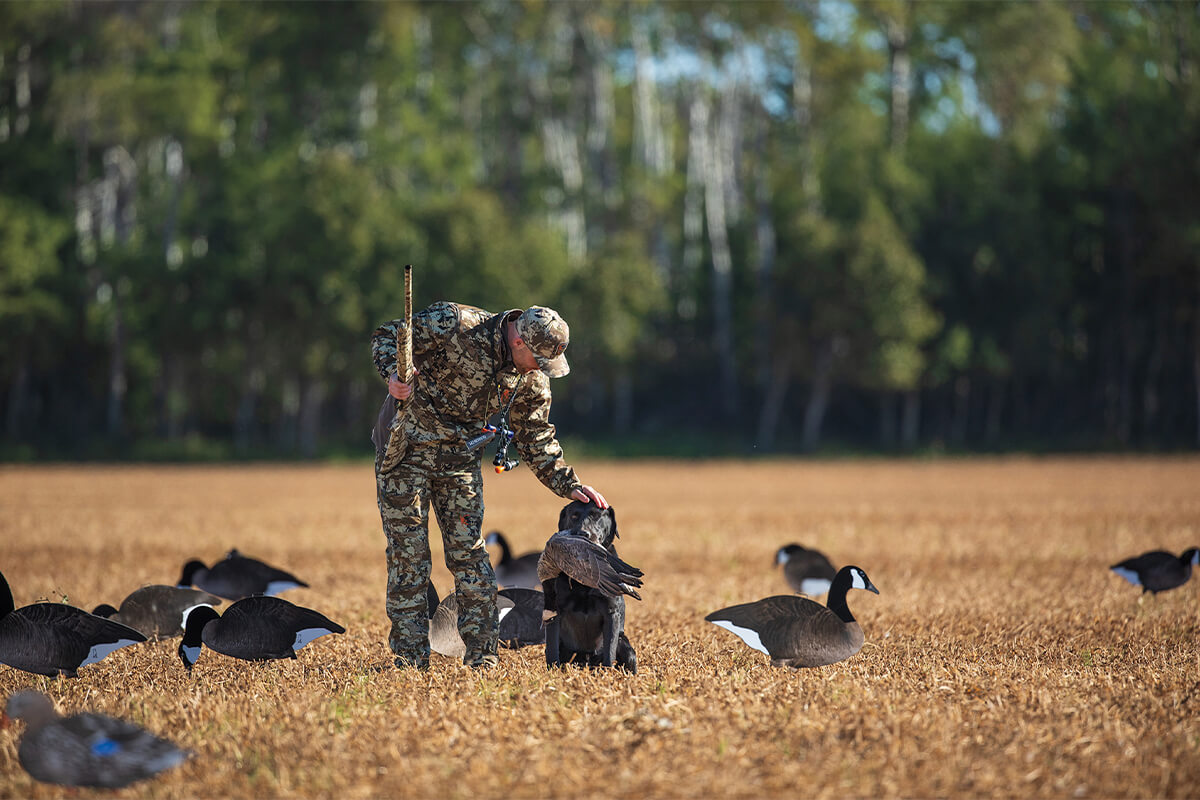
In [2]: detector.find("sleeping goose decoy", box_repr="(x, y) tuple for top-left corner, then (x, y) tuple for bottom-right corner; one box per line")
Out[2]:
(1111, 547), (1199, 594)
(177, 595), (344, 670)
(775, 543), (837, 596)
(485, 532), (543, 590)
(0, 570), (146, 678)
(4, 690), (191, 788)
(176, 549), (308, 600)
(705, 565), (879, 669)
(92, 585), (223, 639)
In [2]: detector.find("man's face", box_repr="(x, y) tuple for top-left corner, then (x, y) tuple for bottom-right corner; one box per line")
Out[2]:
(510, 337), (541, 374)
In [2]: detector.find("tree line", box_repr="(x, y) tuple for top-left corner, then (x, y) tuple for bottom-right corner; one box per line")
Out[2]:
(1, 1), (1197, 459)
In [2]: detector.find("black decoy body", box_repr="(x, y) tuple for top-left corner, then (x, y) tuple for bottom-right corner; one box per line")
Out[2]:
(775, 543), (837, 596)
(92, 585), (223, 639)
(705, 565), (879, 669)
(485, 532), (543, 590)
(496, 587), (546, 648)
(4, 690), (191, 788)
(177, 595), (344, 670)
(0, 570), (146, 678)
(176, 549), (308, 600)
(536, 531), (644, 600)
(1111, 548), (1200, 594)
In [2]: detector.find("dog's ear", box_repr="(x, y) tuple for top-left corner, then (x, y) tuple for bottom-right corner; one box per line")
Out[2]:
(558, 502), (571, 532)
(607, 506), (618, 539)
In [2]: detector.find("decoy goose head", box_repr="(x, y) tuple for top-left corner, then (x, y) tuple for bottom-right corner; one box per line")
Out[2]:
(177, 560), (208, 588)
(91, 604), (120, 619)
(5, 690), (57, 730)
(177, 604), (220, 670)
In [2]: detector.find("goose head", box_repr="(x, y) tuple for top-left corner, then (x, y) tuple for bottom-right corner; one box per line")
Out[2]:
(177, 604), (220, 670)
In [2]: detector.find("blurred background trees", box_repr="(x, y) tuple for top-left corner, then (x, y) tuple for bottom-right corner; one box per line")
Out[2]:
(1, 0), (1197, 459)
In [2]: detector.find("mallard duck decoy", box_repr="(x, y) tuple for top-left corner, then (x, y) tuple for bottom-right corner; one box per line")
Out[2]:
(4, 690), (191, 788)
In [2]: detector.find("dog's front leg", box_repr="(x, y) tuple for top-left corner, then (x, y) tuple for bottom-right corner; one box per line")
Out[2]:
(543, 578), (561, 667)
(601, 597), (625, 667)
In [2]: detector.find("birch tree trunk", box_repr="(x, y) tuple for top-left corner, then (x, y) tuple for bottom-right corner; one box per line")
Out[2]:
(703, 84), (737, 418)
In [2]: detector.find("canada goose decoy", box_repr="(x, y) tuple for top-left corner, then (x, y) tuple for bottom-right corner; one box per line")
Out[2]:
(0, 570), (146, 678)
(4, 690), (191, 788)
(536, 531), (643, 600)
(497, 587), (546, 648)
(92, 585), (223, 639)
(775, 543), (837, 596)
(428, 591), (518, 659)
(1111, 547), (1199, 594)
(177, 595), (344, 670)
(705, 565), (879, 669)
(485, 532), (542, 590)
(176, 549), (308, 600)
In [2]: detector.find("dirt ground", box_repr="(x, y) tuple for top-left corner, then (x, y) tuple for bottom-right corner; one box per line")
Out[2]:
(1, 457), (1198, 798)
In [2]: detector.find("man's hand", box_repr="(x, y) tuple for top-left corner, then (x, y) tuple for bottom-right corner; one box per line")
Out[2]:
(570, 485), (608, 509)
(388, 370), (417, 401)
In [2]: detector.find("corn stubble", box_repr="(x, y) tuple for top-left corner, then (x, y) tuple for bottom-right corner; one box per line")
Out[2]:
(1, 458), (1197, 798)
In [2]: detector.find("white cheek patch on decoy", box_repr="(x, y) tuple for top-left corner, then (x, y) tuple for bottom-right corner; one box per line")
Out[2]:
(82, 638), (141, 666)
(293, 628), (334, 650)
(800, 578), (833, 596)
(709, 620), (770, 655)
(776, 551), (790, 565)
(265, 581), (303, 596)
(181, 644), (202, 665)
(181, 603), (215, 628)
(1111, 567), (1141, 586)
(850, 570), (869, 590)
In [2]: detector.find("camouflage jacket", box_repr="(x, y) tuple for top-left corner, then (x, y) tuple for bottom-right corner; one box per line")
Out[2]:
(371, 301), (582, 498)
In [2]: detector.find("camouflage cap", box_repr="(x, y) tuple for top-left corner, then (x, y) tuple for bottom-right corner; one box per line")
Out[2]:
(515, 306), (570, 378)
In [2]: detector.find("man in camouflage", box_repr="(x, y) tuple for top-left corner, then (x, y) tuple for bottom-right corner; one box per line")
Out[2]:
(371, 302), (608, 670)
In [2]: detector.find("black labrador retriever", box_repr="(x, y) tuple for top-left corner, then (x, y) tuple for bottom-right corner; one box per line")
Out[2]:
(542, 500), (638, 673)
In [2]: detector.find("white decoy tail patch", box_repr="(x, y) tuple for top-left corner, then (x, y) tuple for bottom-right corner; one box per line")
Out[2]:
(709, 620), (770, 655)
(82, 638), (141, 666)
(292, 628), (335, 650)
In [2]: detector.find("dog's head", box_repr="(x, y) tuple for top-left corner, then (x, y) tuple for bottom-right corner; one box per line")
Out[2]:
(557, 500), (617, 550)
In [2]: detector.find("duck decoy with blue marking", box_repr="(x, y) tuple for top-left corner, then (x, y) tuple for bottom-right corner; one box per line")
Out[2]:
(3, 690), (191, 788)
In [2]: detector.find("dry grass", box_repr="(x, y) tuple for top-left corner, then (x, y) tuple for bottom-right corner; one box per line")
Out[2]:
(1, 457), (1198, 799)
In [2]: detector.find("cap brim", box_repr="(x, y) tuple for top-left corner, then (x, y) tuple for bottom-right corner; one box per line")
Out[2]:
(536, 354), (570, 378)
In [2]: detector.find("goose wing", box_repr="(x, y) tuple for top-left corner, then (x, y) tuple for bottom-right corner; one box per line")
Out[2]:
(537, 532), (643, 599)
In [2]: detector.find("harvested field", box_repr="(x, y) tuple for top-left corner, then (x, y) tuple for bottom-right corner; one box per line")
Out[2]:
(1, 457), (1198, 799)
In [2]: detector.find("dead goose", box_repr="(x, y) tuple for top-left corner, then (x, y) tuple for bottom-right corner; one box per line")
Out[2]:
(1111, 547), (1199, 594)
(775, 543), (837, 596)
(177, 595), (344, 670)
(0, 570), (146, 678)
(485, 532), (542, 590)
(536, 530), (644, 600)
(705, 565), (879, 669)
(4, 690), (191, 788)
(176, 549), (308, 600)
(92, 585), (223, 639)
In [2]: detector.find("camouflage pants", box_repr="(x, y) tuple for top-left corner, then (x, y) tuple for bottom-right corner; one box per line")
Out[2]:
(376, 444), (497, 668)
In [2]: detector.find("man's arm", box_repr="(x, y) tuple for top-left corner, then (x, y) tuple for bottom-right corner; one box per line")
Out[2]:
(509, 374), (605, 503)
